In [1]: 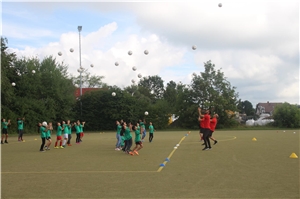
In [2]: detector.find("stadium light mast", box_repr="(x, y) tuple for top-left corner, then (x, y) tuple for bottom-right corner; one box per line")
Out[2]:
(78, 25), (83, 118)
(78, 26), (83, 97)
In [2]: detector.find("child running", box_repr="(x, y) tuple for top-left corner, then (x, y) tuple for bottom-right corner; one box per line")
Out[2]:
(55, 122), (63, 148)
(148, 122), (155, 142)
(132, 125), (143, 155)
(1, 118), (11, 144)
(209, 113), (219, 145)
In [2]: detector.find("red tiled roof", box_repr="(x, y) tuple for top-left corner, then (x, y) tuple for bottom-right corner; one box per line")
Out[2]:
(74, 88), (101, 98)
(256, 102), (283, 114)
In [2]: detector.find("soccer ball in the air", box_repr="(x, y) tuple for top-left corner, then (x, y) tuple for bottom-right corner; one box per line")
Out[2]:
(32, 70), (36, 74)
(58, 52), (62, 56)
(218, 3), (222, 7)
(132, 66), (137, 71)
(138, 74), (142, 78)
(145, 111), (149, 116)
(192, 45), (197, 50)
(131, 79), (135, 84)
(112, 92), (116, 97)
(12, 82), (16, 86)
(70, 48), (74, 53)
(115, 62), (119, 66)
(128, 51), (133, 55)
(144, 50), (149, 55)
(90, 64), (94, 68)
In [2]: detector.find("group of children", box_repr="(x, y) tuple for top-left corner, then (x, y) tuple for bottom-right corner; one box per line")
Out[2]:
(1, 117), (25, 144)
(38, 120), (85, 152)
(115, 119), (155, 156)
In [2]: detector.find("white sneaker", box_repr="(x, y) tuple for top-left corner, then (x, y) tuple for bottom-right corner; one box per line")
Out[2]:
(115, 148), (120, 151)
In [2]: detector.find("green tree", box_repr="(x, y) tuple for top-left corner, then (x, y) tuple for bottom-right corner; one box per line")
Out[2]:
(273, 103), (300, 128)
(189, 60), (239, 128)
(164, 80), (177, 109)
(73, 70), (106, 88)
(1, 39), (76, 133)
(237, 100), (255, 116)
(138, 75), (165, 103)
(1, 37), (18, 126)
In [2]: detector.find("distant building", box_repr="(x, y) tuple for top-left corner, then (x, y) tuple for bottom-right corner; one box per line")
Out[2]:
(255, 101), (283, 116)
(74, 88), (101, 99)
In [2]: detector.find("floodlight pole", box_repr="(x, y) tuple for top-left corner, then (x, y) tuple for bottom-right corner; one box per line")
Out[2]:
(78, 26), (83, 118)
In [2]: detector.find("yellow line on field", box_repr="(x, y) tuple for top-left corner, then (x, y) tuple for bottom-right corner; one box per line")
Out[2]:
(157, 131), (190, 172)
(1, 170), (157, 174)
(220, 136), (237, 141)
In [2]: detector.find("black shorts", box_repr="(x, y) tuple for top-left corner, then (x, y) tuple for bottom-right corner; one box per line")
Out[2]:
(2, 128), (8, 134)
(199, 127), (204, 134)
(203, 128), (211, 136)
(46, 137), (51, 140)
(209, 130), (214, 137)
(135, 141), (142, 145)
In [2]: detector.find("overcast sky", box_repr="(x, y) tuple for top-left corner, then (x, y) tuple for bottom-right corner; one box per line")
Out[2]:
(2, 0), (299, 106)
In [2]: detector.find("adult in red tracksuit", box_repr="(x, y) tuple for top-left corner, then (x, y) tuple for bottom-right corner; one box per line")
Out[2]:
(198, 107), (211, 150)
(198, 108), (205, 141)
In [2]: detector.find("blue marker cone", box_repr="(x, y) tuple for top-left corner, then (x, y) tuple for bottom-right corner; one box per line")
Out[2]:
(160, 163), (165, 167)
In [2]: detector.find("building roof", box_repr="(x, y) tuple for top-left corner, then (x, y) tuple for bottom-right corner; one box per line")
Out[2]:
(256, 102), (283, 114)
(74, 88), (101, 98)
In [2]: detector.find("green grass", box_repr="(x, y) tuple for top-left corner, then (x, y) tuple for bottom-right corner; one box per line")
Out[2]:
(1, 130), (299, 199)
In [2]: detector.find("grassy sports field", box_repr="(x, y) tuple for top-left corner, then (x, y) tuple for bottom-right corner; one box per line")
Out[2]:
(1, 130), (299, 199)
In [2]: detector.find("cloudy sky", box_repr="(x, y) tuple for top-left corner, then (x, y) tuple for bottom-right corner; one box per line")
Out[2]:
(2, 0), (299, 106)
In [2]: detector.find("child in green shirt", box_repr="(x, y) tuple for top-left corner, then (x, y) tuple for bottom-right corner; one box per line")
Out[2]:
(149, 122), (155, 142)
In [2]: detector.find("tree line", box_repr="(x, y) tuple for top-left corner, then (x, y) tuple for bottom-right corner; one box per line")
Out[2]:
(1, 38), (299, 133)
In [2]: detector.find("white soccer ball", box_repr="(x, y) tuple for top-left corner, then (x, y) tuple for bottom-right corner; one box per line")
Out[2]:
(90, 64), (94, 68)
(131, 79), (135, 84)
(115, 62), (119, 66)
(58, 52), (62, 56)
(12, 82), (16, 86)
(218, 3), (222, 7)
(42, 121), (47, 127)
(132, 66), (137, 71)
(70, 48), (74, 53)
(144, 50), (149, 55)
(32, 70), (36, 74)
(112, 92), (116, 97)
(128, 51), (133, 55)
(145, 111), (149, 116)
(192, 45), (197, 50)
(138, 73), (142, 78)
